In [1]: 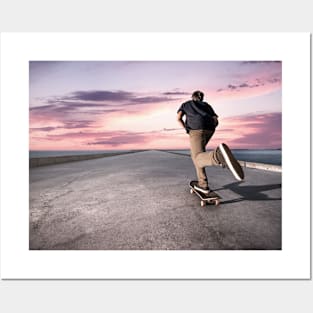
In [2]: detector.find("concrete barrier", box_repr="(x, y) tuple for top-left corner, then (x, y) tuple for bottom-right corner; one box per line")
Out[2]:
(29, 151), (141, 168)
(239, 160), (282, 172)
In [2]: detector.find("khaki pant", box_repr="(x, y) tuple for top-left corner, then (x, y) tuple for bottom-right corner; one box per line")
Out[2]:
(189, 129), (220, 188)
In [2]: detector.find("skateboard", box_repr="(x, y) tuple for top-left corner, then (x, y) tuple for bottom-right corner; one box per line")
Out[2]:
(189, 181), (221, 207)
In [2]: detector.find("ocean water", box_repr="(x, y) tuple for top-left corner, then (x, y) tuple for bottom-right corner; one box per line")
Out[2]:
(230, 149), (281, 165)
(167, 149), (282, 165)
(29, 149), (282, 165)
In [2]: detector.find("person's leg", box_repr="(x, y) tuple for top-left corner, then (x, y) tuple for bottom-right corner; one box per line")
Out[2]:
(194, 130), (219, 168)
(190, 130), (244, 183)
(195, 142), (244, 181)
(189, 130), (209, 189)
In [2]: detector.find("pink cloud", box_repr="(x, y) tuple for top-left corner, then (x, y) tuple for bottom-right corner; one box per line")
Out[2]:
(30, 86), (281, 150)
(210, 62), (282, 101)
(208, 112), (282, 149)
(30, 128), (188, 150)
(213, 78), (281, 101)
(30, 106), (282, 150)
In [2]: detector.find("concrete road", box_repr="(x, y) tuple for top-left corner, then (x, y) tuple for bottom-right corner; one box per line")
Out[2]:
(29, 150), (281, 250)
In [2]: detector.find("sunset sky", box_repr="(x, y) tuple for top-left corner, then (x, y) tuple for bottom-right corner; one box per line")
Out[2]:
(29, 61), (282, 150)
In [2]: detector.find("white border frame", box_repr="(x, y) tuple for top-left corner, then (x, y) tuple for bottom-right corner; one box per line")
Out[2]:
(0, 33), (311, 279)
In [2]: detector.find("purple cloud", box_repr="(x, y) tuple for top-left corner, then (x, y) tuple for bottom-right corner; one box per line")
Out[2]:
(30, 126), (57, 132)
(129, 96), (176, 104)
(267, 77), (281, 84)
(33, 130), (152, 146)
(62, 120), (94, 129)
(30, 101), (121, 121)
(30, 120), (95, 133)
(37, 129), (170, 147)
(226, 112), (282, 148)
(241, 61), (282, 65)
(217, 77), (280, 93)
(64, 90), (133, 102)
(228, 84), (238, 90)
(162, 128), (181, 131)
(163, 91), (190, 96)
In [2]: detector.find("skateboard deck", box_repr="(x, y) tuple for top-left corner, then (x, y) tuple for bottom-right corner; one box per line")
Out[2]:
(189, 181), (221, 206)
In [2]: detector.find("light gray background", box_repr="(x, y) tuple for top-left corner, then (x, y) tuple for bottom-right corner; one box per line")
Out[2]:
(0, 0), (312, 312)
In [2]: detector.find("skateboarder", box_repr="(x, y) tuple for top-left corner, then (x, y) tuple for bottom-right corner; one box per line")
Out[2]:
(177, 90), (244, 195)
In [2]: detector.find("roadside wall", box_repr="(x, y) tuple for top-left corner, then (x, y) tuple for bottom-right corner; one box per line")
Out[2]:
(29, 152), (137, 168)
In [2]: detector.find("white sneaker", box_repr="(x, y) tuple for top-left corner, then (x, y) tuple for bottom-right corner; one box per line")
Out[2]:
(217, 143), (244, 181)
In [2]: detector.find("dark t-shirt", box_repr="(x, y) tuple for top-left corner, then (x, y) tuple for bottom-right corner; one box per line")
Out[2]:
(177, 100), (218, 132)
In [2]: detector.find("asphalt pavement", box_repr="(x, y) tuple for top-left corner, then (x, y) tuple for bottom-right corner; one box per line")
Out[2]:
(29, 150), (281, 250)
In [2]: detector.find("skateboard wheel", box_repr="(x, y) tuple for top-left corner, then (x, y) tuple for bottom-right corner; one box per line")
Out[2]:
(200, 200), (206, 207)
(215, 199), (220, 206)
(190, 188), (194, 194)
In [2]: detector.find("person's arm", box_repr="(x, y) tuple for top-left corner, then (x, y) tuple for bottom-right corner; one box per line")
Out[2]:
(207, 103), (219, 127)
(212, 115), (219, 126)
(177, 111), (186, 130)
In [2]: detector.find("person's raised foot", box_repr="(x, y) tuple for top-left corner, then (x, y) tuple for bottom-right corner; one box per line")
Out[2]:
(216, 143), (244, 181)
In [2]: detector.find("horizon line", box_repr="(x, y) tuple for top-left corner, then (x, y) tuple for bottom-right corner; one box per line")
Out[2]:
(29, 147), (282, 151)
